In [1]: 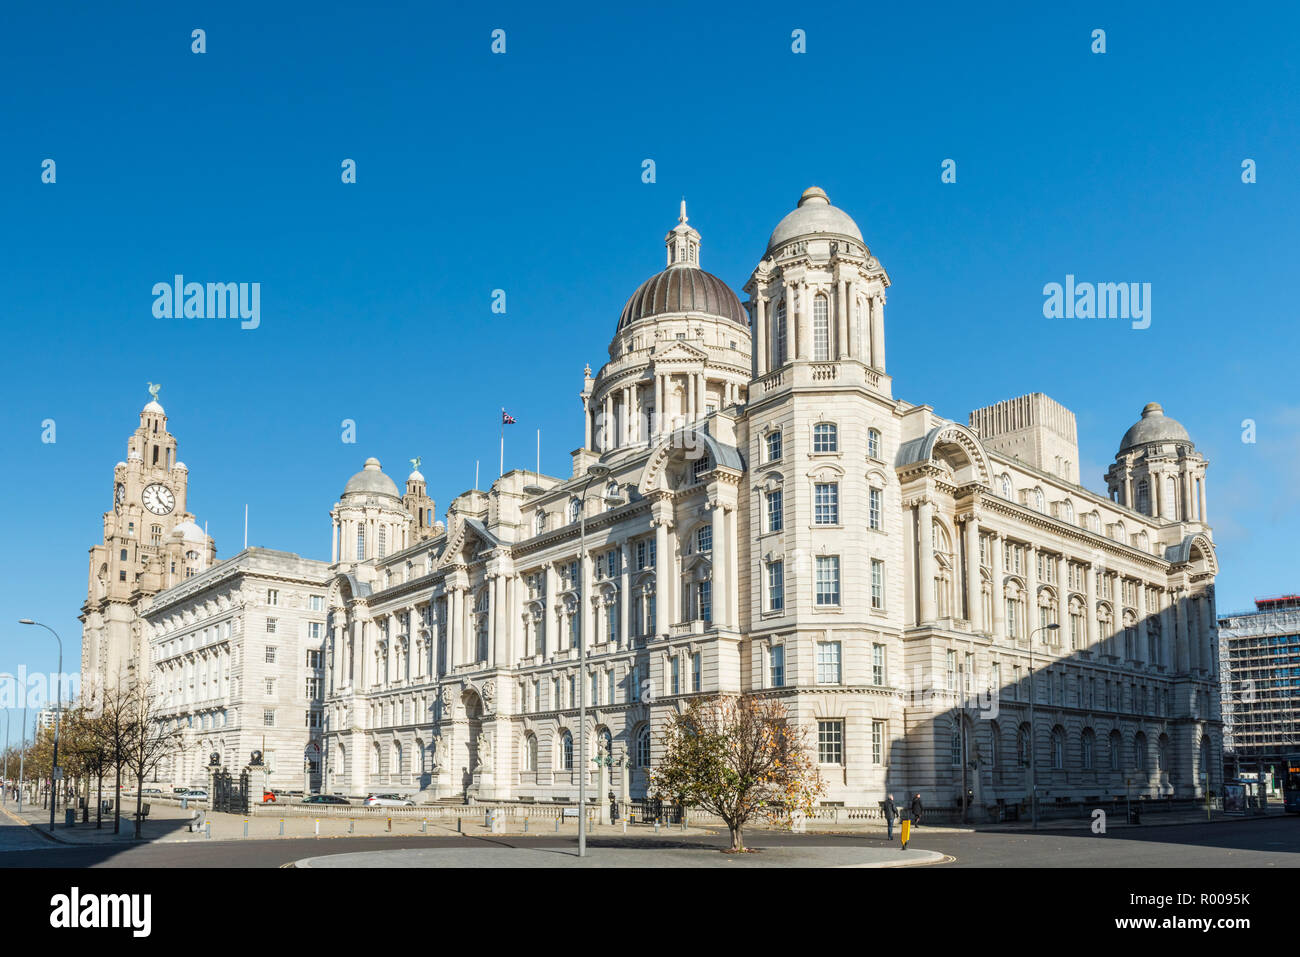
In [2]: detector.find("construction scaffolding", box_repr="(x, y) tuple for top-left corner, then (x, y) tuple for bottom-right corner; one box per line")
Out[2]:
(1218, 596), (1300, 782)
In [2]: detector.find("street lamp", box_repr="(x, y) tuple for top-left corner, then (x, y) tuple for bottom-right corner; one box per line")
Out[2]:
(19, 619), (63, 831)
(1027, 622), (1059, 830)
(576, 461), (612, 858)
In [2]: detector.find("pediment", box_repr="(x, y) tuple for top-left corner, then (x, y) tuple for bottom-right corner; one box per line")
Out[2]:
(651, 341), (708, 364)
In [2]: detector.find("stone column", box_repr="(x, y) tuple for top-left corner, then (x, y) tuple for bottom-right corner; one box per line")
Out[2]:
(871, 295), (886, 370)
(653, 375), (663, 438)
(712, 499), (729, 628)
(836, 279), (848, 358)
(697, 374), (707, 417)
(917, 499), (936, 624)
(1198, 475), (1208, 522)
(652, 495), (674, 635)
(1136, 583), (1149, 666)
(797, 283), (811, 360)
(785, 283), (796, 360)
(990, 531), (1005, 639)
(602, 393), (613, 451)
(619, 542), (630, 644)
(1174, 590), (1191, 673)
(754, 296), (768, 377)
(331, 518), (339, 563)
(964, 513), (982, 631)
(449, 587), (463, 669)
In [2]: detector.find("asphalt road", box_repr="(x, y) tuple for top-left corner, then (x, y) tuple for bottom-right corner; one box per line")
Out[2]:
(3, 812), (1299, 867)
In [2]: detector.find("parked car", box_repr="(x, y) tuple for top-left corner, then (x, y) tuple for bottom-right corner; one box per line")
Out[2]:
(141, 787), (163, 795)
(303, 794), (350, 805)
(172, 787), (190, 795)
(262, 789), (277, 803)
(184, 788), (209, 800)
(364, 793), (415, 807)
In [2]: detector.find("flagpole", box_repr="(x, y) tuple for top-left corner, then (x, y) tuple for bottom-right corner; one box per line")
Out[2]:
(500, 408), (505, 478)
(475, 460), (479, 491)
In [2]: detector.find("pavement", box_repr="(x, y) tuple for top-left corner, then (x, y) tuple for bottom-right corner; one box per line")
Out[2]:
(292, 843), (945, 868)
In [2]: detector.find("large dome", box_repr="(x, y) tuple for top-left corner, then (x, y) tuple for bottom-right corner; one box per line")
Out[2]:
(1118, 403), (1192, 454)
(767, 186), (864, 254)
(343, 457), (401, 498)
(616, 266), (746, 331)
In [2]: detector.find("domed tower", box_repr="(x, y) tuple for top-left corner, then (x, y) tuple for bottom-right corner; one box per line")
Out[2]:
(330, 458), (413, 564)
(582, 201), (752, 452)
(744, 186), (891, 384)
(1106, 403), (1208, 524)
(402, 460), (437, 542)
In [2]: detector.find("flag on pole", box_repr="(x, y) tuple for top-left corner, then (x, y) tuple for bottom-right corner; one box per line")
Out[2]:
(500, 408), (516, 478)
(502, 410), (517, 424)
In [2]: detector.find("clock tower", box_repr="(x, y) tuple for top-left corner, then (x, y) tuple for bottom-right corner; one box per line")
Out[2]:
(80, 386), (216, 691)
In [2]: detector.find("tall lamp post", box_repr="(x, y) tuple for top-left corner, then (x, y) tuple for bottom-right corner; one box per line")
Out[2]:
(19, 619), (63, 831)
(2, 708), (9, 805)
(1027, 622), (1059, 829)
(576, 462), (617, 858)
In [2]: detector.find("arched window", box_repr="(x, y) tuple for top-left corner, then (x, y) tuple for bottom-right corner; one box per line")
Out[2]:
(773, 300), (788, 365)
(1017, 723), (1031, 766)
(813, 423), (838, 453)
(569, 499), (581, 524)
(1000, 474), (1013, 500)
(560, 730), (574, 770)
(1164, 476), (1178, 519)
(1082, 729), (1095, 770)
(1109, 730), (1122, 770)
(371, 741), (381, 774)
(867, 428), (881, 459)
(415, 738), (426, 775)
(1062, 499), (1075, 524)
(636, 725), (652, 768)
(813, 294), (830, 360)
(1136, 479), (1151, 515)
(1135, 732), (1147, 772)
(1033, 487), (1045, 512)
(523, 733), (538, 772)
(535, 511), (547, 535)
(392, 741), (402, 775)
(1051, 727), (1064, 770)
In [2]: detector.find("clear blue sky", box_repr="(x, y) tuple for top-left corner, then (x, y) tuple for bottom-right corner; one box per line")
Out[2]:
(2, 1), (1298, 731)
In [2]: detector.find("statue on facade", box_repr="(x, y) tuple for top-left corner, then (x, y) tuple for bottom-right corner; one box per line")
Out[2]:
(476, 732), (492, 771)
(481, 679), (495, 711)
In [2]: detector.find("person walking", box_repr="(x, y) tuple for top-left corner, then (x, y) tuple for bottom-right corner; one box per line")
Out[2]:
(911, 792), (924, 828)
(882, 793), (898, 842)
(899, 802), (912, 850)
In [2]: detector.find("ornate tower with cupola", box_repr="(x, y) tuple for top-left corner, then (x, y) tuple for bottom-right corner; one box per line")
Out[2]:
(80, 387), (215, 691)
(1106, 402), (1209, 526)
(581, 201), (753, 456)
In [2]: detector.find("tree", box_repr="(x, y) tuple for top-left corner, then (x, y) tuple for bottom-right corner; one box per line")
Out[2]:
(118, 680), (181, 839)
(650, 694), (823, 852)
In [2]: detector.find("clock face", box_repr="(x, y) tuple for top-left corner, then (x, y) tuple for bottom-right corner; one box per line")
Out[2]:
(141, 483), (175, 515)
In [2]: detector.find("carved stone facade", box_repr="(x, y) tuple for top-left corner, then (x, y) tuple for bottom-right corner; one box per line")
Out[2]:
(305, 189), (1223, 811)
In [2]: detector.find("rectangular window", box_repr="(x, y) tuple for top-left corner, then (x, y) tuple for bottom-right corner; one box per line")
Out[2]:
(871, 559), (884, 610)
(766, 431), (783, 462)
(648, 539), (656, 567)
(263, 709), (275, 727)
(266, 619), (277, 634)
(309, 594), (324, 611)
(308, 622), (322, 640)
(814, 483), (839, 525)
(636, 540), (647, 570)
(568, 675), (576, 709)
(307, 649), (322, 669)
(767, 561), (785, 612)
(816, 641), (842, 684)
(946, 650), (957, 690)
(306, 677), (320, 699)
(671, 657), (680, 695)
(697, 524), (713, 553)
(698, 581), (712, 623)
(766, 490), (784, 533)
(265, 678), (275, 695)
(770, 645), (785, 687)
(267, 589), (279, 606)
(608, 669), (615, 704)
(306, 711), (321, 729)
(607, 550), (618, 579)
(872, 719), (885, 765)
(869, 488), (882, 530)
(265, 646), (277, 663)
(817, 720), (844, 765)
(692, 652), (701, 692)
(815, 556), (841, 607)
(872, 643), (885, 685)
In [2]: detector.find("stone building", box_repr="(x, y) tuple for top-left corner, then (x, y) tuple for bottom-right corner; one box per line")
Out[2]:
(142, 548), (332, 790)
(80, 390), (216, 693)
(318, 189), (1223, 812)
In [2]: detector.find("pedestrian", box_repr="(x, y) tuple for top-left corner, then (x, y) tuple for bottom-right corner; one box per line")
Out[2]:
(882, 793), (898, 841)
(899, 803), (912, 850)
(911, 792), (924, 827)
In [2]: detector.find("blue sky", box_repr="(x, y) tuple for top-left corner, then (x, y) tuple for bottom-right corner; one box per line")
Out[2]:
(2, 1), (1298, 729)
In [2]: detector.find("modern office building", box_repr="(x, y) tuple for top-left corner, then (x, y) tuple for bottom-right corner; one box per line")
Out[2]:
(1219, 595), (1300, 785)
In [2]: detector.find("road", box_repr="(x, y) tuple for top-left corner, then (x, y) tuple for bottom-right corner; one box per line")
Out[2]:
(2, 812), (1298, 867)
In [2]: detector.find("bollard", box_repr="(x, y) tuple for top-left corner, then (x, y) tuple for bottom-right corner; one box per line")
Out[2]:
(524, 817), (528, 833)
(243, 819), (249, 839)
(279, 819), (284, 836)
(623, 819), (627, 834)
(457, 817), (461, 834)
(315, 819), (320, 837)
(655, 818), (660, 834)
(421, 818), (427, 833)
(349, 820), (354, 834)
(205, 821), (211, 840)
(554, 817), (559, 833)
(387, 816), (392, 833)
